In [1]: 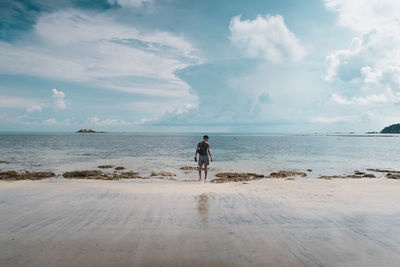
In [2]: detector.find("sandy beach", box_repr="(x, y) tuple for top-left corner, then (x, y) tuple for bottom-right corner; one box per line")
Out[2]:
(1, 178), (399, 267)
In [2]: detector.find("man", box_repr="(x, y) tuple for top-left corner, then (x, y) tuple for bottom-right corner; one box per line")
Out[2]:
(195, 135), (213, 181)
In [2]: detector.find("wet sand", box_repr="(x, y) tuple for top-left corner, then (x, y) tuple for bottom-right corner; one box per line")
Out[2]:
(1, 178), (400, 266)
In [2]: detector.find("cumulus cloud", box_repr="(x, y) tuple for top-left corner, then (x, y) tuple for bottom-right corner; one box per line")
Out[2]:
(321, 0), (400, 130)
(52, 88), (66, 109)
(325, 0), (400, 34)
(322, 37), (362, 82)
(323, 0), (400, 91)
(229, 14), (306, 62)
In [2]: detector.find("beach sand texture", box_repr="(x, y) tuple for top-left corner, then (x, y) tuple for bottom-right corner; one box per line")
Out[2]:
(1, 178), (400, 267)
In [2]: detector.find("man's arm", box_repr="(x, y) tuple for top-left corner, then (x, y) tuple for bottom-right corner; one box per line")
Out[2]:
(194, 145), (198, 159)
(208, 147), (213, 161)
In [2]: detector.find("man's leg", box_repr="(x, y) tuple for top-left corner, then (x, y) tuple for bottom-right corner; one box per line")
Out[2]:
(198, 165), (202, 181)
(204, 165), (208, 180)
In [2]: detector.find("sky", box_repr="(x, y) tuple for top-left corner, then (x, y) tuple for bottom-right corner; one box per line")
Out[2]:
(1, 0), (400, 133)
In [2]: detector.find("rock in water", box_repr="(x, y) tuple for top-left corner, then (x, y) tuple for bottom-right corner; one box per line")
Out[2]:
(77, 129), (96, 133)
(98, 165), (114, 169)
(115, 166), (125, 170)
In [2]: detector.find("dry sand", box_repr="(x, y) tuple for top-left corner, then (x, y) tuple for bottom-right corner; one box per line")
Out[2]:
(1, 178), (400, 267)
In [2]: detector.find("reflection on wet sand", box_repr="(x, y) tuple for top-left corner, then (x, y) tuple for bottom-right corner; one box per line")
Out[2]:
(1, 180), (400, 266)
(197, 193), (209, 224)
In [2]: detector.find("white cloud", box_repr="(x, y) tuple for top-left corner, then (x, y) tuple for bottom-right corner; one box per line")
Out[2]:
(52, 88), (66, 109)
(43, 118), (57, 125)
(322, 0), (400, 131)
(325, 0), (400, 34)
(0, 95), (41, 108)
(323, 0), (400, 91)
(0, 10), (200, 98)
(86, 116), (128, 126)
(42, 118), (71, 126)
(322, 37), (362, 82)
(107, 0), (151, 7)
(360, 66), (382, 84)
(331, 93), (388, 105)
(0, 112), (32, 125)
(310, 115), (357, 123)
(134, 117), (157, 125)
(229, 14), (306, 62)
(26, 105), (42, 112)
(331, 93), (353, 105)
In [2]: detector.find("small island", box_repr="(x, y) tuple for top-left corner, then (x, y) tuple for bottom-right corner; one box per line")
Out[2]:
(77, 129), (96, 133)
(380, 123), (400, 134)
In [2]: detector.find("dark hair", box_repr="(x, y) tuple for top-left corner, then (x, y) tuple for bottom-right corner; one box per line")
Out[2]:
(203, 135), (209, 140)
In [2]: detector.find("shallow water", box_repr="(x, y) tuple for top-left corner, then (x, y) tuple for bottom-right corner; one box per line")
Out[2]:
(1, 133), (400, 179)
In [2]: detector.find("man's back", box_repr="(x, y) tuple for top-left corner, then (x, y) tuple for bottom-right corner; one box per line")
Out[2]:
(197, 141), (209, 156)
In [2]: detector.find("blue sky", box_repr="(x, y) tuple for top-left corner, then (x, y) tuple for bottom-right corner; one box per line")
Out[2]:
(1, 0), (399, 132)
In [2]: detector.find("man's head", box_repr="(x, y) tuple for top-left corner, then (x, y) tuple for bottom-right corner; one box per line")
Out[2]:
(203, 135), (209, 141)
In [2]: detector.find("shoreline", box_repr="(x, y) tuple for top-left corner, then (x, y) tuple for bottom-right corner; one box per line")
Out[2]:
(1, 178), (400, 266)
(1, 166), (400, 182)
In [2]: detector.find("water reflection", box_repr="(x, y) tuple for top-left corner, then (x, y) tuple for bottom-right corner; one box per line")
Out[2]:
(197, 193), (209, 224)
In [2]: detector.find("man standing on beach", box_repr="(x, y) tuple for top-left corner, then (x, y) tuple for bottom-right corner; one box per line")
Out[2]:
(195, 135), (213, 181)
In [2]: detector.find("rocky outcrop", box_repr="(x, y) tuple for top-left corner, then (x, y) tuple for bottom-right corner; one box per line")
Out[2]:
(63, 170), (142, 180)
(0, 171), (55, 180)
(151, 172), (176, 177)
(269, 171), (307, 178)
(386, 173), (400, 179)
(115, 166), (125, 170)
(118, 171), (142, 179)
(318, 171), (375, 180)
(367, 168), (400, 173)
(211, 172), (264, 183)
(63, 170), (103, 178)
(77, 129), (96, 133)
(98, 165), (114, 169)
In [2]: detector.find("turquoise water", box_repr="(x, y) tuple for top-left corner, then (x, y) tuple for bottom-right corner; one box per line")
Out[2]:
(1, 133), (400, 179)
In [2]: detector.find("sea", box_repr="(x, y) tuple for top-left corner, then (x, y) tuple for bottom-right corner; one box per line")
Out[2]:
(1, 133), (400, 179)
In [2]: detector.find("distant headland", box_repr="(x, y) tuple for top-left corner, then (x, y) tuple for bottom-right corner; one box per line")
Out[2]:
(380, 123), (400, 134)
(76, 129), (105, 133)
